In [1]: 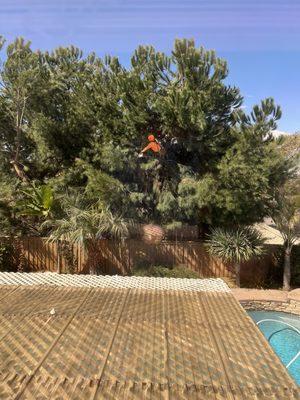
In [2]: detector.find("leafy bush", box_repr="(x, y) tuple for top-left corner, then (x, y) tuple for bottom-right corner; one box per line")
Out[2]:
(17, 184), (55, 218)
(132, 265), (200, 279)
(0, 241), (16, 272)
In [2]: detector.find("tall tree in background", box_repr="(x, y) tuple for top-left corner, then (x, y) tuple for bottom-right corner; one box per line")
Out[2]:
(0, 37), (290, 234)
(270, 133), (300, 290)
(0, 38), (47, 181)
(272, 189), (300, 290)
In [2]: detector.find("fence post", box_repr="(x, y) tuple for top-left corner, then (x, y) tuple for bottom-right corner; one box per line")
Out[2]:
(57, 241), (61, 274)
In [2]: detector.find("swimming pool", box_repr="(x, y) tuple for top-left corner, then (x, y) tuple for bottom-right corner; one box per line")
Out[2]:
(248, 310), (300, 386)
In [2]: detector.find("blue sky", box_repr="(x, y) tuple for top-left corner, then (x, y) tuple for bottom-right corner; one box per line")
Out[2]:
(1, 0), (299, 132)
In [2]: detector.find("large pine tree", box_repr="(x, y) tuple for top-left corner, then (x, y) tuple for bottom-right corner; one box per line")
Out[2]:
(0, 37), (291, 233)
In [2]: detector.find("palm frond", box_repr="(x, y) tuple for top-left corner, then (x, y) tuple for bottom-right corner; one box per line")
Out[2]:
(206, 226), (265, 264)
(44, 202), (129, 247)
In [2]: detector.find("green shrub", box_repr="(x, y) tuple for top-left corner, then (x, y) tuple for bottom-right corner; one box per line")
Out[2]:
(166, 266), (201, 279)
(0, 241), (16, 272)
(131, 265), (200, 279)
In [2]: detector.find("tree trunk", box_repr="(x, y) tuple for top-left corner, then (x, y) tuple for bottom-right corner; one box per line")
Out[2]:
(235, 262), (241, 287)
(87, 240), (99, 275)
(10, 95), (28, 182)
(57, 241), (62, 274)
(283, 247), (291, 291)
(10, 160), (28, 182)
(197, 222), (209, 240)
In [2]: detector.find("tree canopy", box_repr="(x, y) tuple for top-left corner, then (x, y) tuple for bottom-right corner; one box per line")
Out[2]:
(0, 37), (291, 234)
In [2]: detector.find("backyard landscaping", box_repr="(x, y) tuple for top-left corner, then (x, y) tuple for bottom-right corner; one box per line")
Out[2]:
(0, 36), (299, 397)
(0, 37), (299, 289)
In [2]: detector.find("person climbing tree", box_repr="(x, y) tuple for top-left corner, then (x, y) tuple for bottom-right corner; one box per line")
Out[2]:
(138, 134), (161, 157)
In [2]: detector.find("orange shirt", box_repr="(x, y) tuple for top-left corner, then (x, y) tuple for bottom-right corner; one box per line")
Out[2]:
(141, 141), (161, 153)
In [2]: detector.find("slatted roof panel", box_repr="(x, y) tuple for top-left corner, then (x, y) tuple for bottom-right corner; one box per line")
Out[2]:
(0, 282), (299, 399)
(0, 272), (230, 292)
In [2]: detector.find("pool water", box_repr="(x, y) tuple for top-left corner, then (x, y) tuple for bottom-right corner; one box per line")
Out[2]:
(248, 311), (300, 386)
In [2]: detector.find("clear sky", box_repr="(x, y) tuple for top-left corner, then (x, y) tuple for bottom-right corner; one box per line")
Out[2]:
(1, 0), (299, 132)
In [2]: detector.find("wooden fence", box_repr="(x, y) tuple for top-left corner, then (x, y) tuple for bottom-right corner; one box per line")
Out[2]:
(6, 237), (277, 283)
(10, 237), (234, 277)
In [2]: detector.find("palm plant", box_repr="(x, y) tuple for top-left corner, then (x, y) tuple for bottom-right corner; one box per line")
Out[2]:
(206, 226), (265, 287)
(45, 200), (129, 274)
(272, 193), (300, 290)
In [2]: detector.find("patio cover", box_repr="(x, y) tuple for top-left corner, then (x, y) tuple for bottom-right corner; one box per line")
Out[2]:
(0, 273), (298, 399)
